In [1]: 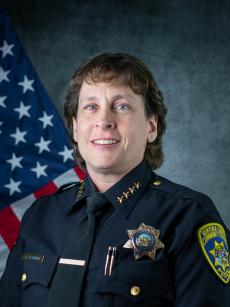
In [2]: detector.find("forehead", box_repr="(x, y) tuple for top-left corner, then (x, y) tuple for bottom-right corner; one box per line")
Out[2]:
(79, 81), (141, 100)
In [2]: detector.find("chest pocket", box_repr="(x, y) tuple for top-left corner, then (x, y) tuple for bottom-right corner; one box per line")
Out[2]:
(94, 259), (173, 307)
(17, 252), (58, 307)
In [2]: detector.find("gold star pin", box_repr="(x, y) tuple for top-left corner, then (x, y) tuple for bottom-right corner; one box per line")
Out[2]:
(116, 181), (141, 204)
(123, 191), (130, 199)
(123, 223), (164, 260)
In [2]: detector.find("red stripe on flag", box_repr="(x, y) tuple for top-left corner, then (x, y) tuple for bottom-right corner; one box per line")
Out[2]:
(34, 182), (58, 199)
(0, 206), (21, 250)
(74, 165), (86, 180)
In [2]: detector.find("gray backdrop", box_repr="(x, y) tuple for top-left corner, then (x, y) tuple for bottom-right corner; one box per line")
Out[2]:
(2, 0), (230, 227)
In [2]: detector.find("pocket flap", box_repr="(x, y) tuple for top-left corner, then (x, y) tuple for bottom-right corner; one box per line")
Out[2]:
(96, 261), (172, 302)
(18, 252), (58, 288)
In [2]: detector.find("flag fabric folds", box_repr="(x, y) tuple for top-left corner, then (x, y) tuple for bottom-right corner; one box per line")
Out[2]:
(0, 7), (84, 277)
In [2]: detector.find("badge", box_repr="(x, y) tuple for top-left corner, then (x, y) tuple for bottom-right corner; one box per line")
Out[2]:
(197, 222), (230, 284)
(123, 223), (164, 260)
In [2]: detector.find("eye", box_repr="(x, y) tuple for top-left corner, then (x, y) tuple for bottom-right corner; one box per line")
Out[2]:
(114, 103), (130, 111)
(83, 104), (98, 111)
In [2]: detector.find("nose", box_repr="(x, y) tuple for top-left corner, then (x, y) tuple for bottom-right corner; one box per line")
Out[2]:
(95, 119), (116, 129)
(95, 109), (116, 129)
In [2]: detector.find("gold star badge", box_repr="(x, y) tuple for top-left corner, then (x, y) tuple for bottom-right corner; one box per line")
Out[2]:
(123, 223), (164, 260)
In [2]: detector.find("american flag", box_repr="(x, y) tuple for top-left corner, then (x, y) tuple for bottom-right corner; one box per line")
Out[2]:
(0, 7), (84, 277)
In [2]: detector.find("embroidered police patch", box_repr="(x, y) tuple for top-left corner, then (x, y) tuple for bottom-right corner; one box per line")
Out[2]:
(198, 223), (230, 284)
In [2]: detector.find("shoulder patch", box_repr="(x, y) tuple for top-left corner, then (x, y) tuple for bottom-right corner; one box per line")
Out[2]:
(197, 223), (230, 284)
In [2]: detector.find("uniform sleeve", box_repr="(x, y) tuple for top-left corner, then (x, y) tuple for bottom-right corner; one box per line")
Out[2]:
(173, 210), (230, 306)
(0, 204), (34, 307)
(0, 236), (23, 307)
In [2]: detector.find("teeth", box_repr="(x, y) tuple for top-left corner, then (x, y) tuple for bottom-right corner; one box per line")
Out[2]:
(93, 139), (117, 145)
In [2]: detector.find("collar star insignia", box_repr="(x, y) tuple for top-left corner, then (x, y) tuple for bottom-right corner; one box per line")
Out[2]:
(123, 191), (130, 199)
(123, 223), (164, 260)
(116, 181), (141, 204)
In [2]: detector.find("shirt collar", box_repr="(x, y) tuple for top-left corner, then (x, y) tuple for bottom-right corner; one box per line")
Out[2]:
(63, 160), (152, 218)
(104, 161), (152, 219)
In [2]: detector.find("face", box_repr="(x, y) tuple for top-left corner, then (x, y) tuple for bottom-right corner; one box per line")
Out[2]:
(72, 81), (157, 178)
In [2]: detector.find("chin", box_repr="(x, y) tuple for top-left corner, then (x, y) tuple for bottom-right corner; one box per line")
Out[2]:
(93, 163), (117, 171)
(90, 156), (117, 167)
(88, 160), (120, 173)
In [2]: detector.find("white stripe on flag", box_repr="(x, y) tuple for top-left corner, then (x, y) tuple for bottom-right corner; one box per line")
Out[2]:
(0, 236), (10, 278)
(54, 168), (80, 188)
(10, 193), (36, 221)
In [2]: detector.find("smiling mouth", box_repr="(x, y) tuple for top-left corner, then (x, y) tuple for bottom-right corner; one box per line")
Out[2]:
(92, 139), (119, 145)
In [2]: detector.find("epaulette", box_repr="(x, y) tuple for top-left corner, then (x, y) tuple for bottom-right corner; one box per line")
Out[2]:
(150, 173), (217, 213)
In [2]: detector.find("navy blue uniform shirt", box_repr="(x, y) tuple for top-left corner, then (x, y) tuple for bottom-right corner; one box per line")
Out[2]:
(0, 161), (230, 306)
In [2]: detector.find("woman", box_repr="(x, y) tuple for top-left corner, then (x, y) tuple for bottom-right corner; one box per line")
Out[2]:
(1, 52), (229, 307)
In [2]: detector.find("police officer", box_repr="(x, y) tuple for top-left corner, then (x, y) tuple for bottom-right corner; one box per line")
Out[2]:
(0, 53), (229, 307)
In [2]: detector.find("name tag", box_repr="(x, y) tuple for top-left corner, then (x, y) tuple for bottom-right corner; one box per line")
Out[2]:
(59, 258), (85, 266)
(21, 253), (45, 263)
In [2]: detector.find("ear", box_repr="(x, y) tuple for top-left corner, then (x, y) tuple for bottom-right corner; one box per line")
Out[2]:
(72, 117), (78, 143)
(147, 114), (158, 143)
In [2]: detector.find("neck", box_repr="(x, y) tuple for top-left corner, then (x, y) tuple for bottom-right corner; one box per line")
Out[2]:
(87, 168), (130, 193)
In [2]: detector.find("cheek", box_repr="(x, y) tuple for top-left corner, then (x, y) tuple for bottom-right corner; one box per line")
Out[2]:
(123, 126), (146, 150)
(73, 128), (78, 143)
(72, 120), (78, 143)
(135, 126), (150, 149)
(123, 137), (128, 151)
(75, 120), (91, 143)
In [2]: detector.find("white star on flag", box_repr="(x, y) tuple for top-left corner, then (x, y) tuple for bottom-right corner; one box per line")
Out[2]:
(0, 40), (14, 58)
(10, 127), (27, 145)
(35, 137), (51, 154)
(6, 153), (23, 170)
(38, 111), (54, 129)
(59, 145), (74, 162)
(0, 67), (10, 83)
(0, 122), (2, 134)
(18, 75), (34, 93)
(31, 162), (48, 178)
(4, 178), (22, 195)
(0, 96), (7, 108)
(14, 101), (31, 119)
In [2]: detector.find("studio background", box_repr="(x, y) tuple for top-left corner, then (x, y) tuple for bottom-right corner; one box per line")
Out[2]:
(1, 0), (230, 227)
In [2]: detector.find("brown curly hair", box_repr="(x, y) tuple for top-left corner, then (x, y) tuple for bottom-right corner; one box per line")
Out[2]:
(64, 53), (167, 170)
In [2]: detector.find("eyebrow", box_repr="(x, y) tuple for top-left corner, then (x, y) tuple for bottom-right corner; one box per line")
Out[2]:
(80, 94), (130, 103)
(111, 94), (128, 101)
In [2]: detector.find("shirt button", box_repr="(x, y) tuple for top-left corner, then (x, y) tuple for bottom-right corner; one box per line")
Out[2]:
(21, 273), (27, 282)
(153, 180), (161, 186)
(130, 286), (141, 296)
